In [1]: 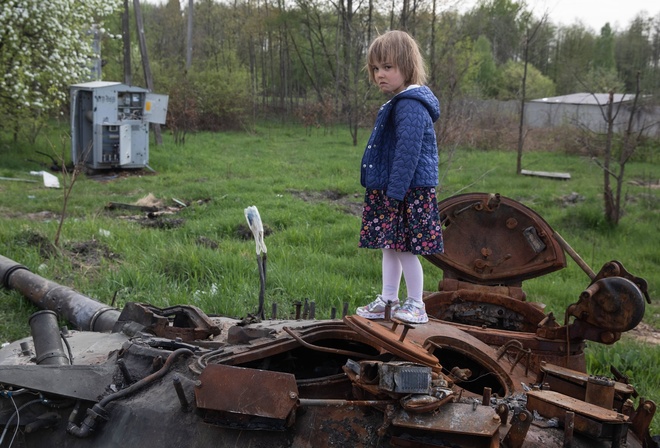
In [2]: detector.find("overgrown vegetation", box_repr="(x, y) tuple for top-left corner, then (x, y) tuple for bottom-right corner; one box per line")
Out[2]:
(0, 121), (659, 431)
(4, 1), (660, 144)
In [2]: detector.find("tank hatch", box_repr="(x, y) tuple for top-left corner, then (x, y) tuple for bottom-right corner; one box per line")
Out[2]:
(424, 192), (566, 285)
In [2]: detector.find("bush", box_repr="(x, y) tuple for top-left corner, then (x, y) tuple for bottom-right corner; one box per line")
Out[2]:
(157, 63), (255, 139)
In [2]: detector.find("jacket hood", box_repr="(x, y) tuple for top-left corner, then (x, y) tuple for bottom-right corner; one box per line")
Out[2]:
(394, 85), (440, 122)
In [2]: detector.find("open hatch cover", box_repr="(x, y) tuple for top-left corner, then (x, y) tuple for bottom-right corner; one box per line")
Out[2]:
(424, 192), (566, 285)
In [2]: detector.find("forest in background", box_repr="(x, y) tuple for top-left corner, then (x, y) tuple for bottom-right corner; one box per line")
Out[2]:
(105, 0), (660, 140)
(1, 0), (660, 148)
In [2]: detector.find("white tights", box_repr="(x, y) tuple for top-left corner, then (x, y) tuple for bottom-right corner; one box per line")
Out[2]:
(380, 248), (423, 303)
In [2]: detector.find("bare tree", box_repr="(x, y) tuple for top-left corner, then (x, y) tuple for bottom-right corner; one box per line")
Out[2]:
(604, 75), (644, 224)
(516, 12), (548, 174)
(589, 73), (647, 225)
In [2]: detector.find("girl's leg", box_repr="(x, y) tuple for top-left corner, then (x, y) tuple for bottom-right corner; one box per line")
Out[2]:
(381, 248), (402, 301)
(396, 251), (423, 300)
(356, 249), (401, 319)
(393, 251), (428, 323)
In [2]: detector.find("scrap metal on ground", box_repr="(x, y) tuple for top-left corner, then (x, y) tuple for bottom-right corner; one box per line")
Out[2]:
(0, 192), (656, 447)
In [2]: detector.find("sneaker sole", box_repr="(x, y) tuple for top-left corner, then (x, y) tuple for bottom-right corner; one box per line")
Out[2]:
(393, 313), (428, 324)
(356, 310), (385, 319)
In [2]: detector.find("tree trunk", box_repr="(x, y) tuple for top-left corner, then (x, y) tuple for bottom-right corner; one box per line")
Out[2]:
(122, 0), (132, 85)
(603, 91), (615, 223)
(517, 16), (547, 175)
(186, 0), (193, 70)
(134, 0), (163, 145)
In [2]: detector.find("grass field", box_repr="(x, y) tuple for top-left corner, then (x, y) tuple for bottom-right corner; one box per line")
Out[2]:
(1, 121), (659, 432)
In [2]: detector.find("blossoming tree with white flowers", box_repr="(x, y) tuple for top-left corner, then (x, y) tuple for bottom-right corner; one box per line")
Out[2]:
(0, 0), (120, 140)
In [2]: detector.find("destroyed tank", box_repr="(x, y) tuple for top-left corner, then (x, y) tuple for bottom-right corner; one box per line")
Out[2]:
(0, 192), (656, 448)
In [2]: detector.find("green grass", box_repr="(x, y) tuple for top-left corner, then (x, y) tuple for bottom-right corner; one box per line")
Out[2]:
(1, 121), (659, 432)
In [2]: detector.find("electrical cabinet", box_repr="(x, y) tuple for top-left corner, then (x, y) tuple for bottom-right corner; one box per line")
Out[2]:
(70, 81), (168, 170)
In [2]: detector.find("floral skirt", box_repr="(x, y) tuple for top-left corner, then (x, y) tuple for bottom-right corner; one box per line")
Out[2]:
(358, 187), (444, 255)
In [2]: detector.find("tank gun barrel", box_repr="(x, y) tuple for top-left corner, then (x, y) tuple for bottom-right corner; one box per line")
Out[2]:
(0, 254), (120, 332)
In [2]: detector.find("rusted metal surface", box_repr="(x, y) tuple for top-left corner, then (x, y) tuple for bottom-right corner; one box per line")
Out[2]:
(565, 276), (645, 342)
(564, 410), (575, 447)
(425, 289), (547, 332)
(391, 402), (501, 447)
(592, 260), (651, 304)
(585, 376), (616, 409)
(424, 318), (587, 373)
(421, 193), (648, 376)
(424, 192), (566, 285)
(343, 315), (442, 371)
(195, 363), (299, 430)
(382, 318), (522, 396)
(527, 389), (629, 440)
(631, 399), (658, 448)
(199, 320), (378, 368)
(113, 302), (221, 341)
(537, 361), (636, 408)
(502, 409), (532, 448)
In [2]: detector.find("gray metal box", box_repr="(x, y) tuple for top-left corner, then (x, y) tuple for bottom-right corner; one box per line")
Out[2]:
(70, 81), (168, 170)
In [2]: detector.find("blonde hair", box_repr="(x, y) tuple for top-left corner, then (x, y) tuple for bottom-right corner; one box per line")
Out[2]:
(366, 30), (427, 86)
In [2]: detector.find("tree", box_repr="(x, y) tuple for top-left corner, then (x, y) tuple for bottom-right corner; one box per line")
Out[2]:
(526, 18), (556, 77)
(599, 87), (640, 225)
(461, 0), (524, 65)
(552, 23), (596, 94)
(470, 35), (499, 97)
(516, 12), (550, 174)
(496, 61), (555, 100)
(431, 12), (477, 146)
(0, 0), (121, 139)
(594, 23), (616, 71)
(615, 15), (654, 92)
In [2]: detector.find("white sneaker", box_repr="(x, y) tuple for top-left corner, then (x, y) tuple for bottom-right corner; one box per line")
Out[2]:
(356, 295), (400, 319)
(393, 299), (428, 324)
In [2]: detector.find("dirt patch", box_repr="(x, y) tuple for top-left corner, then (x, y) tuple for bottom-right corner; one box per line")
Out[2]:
(85, 168), (157, 182)
(235, 222), (273, 241)
(66, 239), (121, 270)
(557, 192), (585, 207)
(289, 189), (363, 216)
(196, 236), (219, 250)
(629, 179), (660, 189)
(10, 230), (120, 271)
(628, 322), (660, 345)
(13, 230), (59, 259)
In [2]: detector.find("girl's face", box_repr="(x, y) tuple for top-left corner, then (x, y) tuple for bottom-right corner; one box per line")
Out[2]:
(371, 61), (406, 95)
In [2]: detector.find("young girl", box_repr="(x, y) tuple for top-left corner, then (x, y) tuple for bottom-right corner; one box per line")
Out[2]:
(356, 30), (443, 324)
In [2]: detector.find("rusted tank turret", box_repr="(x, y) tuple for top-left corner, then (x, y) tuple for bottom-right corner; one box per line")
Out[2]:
(0, 193), (656, 448)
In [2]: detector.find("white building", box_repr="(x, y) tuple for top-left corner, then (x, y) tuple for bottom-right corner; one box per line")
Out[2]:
(525, 93), (659, 137)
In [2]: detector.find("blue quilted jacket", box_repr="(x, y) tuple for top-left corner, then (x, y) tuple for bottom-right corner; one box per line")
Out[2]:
(360, 86), (440, 201)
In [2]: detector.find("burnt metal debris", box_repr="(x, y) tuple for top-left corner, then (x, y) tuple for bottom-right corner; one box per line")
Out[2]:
(0, 192), (656, 448)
